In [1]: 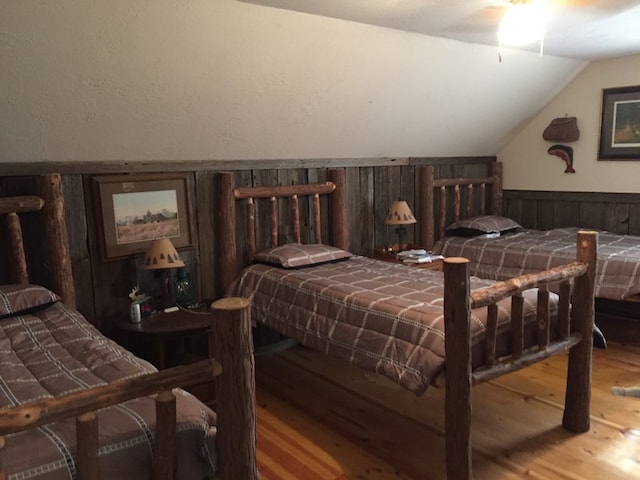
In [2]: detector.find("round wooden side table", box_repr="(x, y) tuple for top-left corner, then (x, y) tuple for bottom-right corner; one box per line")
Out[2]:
(118, 307), (214, 369)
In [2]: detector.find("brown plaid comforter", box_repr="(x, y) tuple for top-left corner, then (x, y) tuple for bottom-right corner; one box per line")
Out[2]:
(434, 227), (640, 300)
(0, 297), (216, 479)
(228, 256), (557, 394)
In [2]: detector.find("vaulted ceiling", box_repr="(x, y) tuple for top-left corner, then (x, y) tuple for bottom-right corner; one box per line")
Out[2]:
(240, 0), (640, 60)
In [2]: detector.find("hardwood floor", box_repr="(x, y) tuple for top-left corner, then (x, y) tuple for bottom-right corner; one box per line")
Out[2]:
(255, 341), (640, 479)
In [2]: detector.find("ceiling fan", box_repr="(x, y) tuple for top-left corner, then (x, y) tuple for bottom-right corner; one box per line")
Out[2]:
(474, 0), (636, 59)
(466, 0), (635, 32)
(497, 1), (549, 52)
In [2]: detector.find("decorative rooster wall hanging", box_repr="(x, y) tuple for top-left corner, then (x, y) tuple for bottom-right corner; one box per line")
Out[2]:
(547, 144), (575, 173)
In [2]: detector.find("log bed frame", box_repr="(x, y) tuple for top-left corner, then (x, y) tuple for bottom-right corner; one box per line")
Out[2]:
(0, 174), (258, 480)
(419, 162), (503, 250)
(218, 167), (597, 480)
(418, 162), (640, 305)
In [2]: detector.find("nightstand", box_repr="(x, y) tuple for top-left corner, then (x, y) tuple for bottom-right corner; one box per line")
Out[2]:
(118, 309), (213, 370)
(373, 248), (444, 272)
(117, 305), (216, 403)
(118, 308), (214, 369)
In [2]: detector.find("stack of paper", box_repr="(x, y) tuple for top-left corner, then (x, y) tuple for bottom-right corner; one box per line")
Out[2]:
(396, 249), (444, 264)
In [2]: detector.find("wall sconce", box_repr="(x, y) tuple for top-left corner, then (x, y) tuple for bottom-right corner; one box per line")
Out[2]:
(385, 200), (416, 252)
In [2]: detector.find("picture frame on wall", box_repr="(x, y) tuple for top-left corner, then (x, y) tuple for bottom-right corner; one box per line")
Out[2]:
(598, 85), (640, 160)
(93, 173), (193, 261)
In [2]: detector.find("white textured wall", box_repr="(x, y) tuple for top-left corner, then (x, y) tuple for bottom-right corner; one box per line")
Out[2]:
(499, 54), (640, 193)
(1, 0), (586, 163)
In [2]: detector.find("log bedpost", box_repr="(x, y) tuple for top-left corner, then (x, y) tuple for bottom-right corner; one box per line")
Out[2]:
(419, 165), (435, 250)
(41, 174), (76, 308)
(76, 412), (99, 480)
(562, 230), (597, 433)
(218, 173), (237, 293)
(1, 196), (45, 285)
(211, 297), (258, 480)
(329, 168), (348, 251)
(491, 162), (503, 216)
(443, 257), (473, 480)
(153, 391), (177, 480)
(6, 213), (29, 284)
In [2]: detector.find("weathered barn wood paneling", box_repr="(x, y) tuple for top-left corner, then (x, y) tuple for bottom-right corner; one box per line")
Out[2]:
(5, 158), (639, 350)
(0, 156), (520, 338)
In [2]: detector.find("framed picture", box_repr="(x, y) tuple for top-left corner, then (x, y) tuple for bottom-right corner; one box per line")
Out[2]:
(93, 173), (193, 261)
(598, 85), (640, 160)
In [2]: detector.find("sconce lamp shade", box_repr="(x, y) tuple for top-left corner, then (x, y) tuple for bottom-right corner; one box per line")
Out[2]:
(385, 201), (417, 226)
(140, 238), (185, 270)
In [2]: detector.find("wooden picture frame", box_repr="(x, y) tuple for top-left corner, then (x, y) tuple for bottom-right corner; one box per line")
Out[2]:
(598, 85), (640, 160)
(93, 173), (192, 261)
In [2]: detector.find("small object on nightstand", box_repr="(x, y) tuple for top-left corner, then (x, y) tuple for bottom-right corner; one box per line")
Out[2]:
(373, 247), (445, 272)
(385, 200), (417, 251)
(130, 295), (153, 323)
(140, 237), (185, 310)
(396, 249), (428, 258)
(174, 266), (194, 308)
(398, 250), (444, 264)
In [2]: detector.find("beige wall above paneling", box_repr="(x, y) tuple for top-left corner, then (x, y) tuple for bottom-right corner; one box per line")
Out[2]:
(499, 54), (640, 194)
(2, 0), (585, 164)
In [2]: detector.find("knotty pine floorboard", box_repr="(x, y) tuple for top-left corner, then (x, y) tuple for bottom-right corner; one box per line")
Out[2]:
(255, 341), (640, 479)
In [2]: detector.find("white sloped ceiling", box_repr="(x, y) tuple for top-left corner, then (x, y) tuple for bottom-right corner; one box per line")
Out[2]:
(1, 0), (587, 162)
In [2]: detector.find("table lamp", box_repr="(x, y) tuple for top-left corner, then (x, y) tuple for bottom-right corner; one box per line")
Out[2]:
(140, 237), (185, 309)
(385, 200), (416, 251)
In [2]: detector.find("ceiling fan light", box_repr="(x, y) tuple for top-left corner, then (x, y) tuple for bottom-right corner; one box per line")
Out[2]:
(498, 2), (547, 48)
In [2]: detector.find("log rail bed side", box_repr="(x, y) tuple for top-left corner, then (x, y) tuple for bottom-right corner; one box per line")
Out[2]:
(0, 174), (258, 480)
(217, 169), (597, 480)
(443, 231), (596, 479)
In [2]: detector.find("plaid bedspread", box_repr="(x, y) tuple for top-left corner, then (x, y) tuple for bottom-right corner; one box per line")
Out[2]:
(0, 295), (216, 480)
(434, 227), (640, 300)
(228, 256), (557, 394)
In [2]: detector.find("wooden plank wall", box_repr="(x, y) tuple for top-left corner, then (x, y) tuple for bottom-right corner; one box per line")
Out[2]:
(504, 190), (640, 235)
(10, 158), (639, 340)
(1, 158), (491, 337)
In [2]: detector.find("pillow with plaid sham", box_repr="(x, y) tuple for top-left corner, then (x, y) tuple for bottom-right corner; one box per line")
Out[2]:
(254, 243), (352, 268)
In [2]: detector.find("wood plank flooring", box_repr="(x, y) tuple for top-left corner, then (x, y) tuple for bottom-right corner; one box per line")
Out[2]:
(255, 341), (640, 479)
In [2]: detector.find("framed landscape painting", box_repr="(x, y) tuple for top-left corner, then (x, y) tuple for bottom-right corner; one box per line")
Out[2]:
(93, 173), (193, 261)
(598, 85), (640, 160)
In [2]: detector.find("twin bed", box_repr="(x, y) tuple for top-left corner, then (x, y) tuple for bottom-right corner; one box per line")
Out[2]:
(420, 162), (640, 302)
(434, 224), (640, 301)
(217, 168), (598, 479)
(0, 175), (257, 480)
